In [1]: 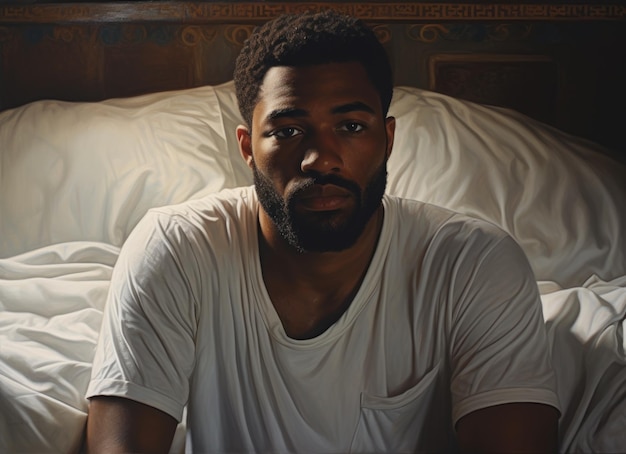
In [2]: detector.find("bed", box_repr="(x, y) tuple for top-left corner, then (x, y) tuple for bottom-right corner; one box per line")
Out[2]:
(0, 2), (625, 453)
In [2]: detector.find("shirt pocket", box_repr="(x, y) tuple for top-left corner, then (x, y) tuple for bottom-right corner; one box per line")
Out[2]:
(349, 364), (445, 453)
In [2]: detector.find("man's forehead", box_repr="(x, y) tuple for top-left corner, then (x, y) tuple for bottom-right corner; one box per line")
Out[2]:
(255, 63), (380, 115)
(258, 66), (298, 99)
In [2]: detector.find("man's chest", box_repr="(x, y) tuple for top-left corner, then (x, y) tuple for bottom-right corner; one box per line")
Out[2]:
(187, 290), (453, 452)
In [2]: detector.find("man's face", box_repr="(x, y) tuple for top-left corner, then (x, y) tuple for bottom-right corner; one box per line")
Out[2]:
(239, 62), (395, 253)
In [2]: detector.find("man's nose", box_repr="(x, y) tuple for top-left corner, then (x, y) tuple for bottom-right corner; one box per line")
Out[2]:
(300, 132), (343, 174)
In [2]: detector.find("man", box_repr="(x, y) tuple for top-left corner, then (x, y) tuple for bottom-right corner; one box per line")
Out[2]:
(86, 10), (560, 453)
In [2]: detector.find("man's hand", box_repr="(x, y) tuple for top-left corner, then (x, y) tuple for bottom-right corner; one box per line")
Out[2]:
(86, 396), (178, 454)
(456, 402), (559, 453)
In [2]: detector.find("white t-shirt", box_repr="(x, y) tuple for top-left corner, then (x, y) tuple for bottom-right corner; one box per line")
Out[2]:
(87, 186), (559, 453)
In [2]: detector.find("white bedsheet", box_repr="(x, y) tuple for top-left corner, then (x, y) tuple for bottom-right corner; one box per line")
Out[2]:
(1, 241), (624, 453)
(541, 275), (626, 452)
(0, 242), (116, 454)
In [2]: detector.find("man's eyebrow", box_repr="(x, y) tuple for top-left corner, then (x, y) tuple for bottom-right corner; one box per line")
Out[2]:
(331, 101), (376, 115)
(266, 108), (308, 121)
(266, 102), (376, 121)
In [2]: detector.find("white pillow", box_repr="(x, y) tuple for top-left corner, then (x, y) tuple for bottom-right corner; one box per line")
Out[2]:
(3, 81), (623, 287)
(387, 87), (626, 287)
(0, 83), (252, 258)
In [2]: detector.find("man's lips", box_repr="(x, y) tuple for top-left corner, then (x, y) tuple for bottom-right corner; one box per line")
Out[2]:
(295, 184), (354, 211)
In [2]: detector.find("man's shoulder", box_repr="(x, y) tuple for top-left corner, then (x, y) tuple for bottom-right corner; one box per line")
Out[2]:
(385, 194), (511, 247)
(147, 186), (256, 223)
(128, 186), (256, 247)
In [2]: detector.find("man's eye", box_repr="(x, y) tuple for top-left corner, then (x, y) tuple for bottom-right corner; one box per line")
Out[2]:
(271, 127), (303, 139)
(340, 122), (365, 133)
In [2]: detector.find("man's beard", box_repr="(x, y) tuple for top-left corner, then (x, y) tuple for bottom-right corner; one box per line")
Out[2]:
(252, 161), (387, 253)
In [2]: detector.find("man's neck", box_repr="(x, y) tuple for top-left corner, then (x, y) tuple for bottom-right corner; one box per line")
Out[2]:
(257, 206), (384, 339)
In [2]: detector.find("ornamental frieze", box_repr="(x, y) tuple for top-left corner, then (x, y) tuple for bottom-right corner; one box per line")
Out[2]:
(0, 3), (624, 24)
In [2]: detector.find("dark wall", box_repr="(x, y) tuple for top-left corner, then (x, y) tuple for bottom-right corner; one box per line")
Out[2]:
(0, 2), (625, 153)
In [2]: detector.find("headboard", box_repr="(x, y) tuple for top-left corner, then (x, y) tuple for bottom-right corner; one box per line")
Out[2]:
(1, 1), (625, 153)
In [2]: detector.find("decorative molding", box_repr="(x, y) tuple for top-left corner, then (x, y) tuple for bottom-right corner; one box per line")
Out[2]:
(51, 25), (89, 43)
(181, 25), (218, 46)
(0, 20), (588, 46)
(372, 25), (392, 44)
(0, 2), (624, 25)
(428, 53), (554, 90)
(428, 53), (558, 125)
(0, 23), (223, 46)
(407, 24), (450, 43)
(407, 23), (536, 43)
(224, 25), (254, 46)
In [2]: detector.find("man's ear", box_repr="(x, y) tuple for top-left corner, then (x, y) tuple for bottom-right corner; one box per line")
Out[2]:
(385, 116), (396, 159)
(236, 125), (254, 168)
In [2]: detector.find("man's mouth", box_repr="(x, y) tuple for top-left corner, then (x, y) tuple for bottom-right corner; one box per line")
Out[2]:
(295, 184), (354, 212)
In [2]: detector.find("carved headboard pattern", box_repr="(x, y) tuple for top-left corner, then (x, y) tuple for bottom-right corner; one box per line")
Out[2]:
(1, 2), (625, 151)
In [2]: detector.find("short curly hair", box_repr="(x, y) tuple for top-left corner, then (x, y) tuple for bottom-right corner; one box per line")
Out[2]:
(233, 10), (393, 127)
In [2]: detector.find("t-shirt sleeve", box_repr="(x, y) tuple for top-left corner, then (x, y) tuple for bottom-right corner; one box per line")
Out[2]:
(86, 211), (200, 422)
(447, 227), (561, 424)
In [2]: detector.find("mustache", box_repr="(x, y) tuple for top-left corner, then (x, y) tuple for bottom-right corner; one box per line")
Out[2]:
(289, 172), (362, 199)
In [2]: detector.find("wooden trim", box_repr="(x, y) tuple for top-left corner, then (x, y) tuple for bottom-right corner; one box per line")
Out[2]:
(0, 2), (624, 25)
(428, 53), (555, 90)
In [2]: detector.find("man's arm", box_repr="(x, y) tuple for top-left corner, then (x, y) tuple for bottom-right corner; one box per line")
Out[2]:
(86, 396), (178, 454)
(456, 402), (559, 453)
(444, 228), (561, 453)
